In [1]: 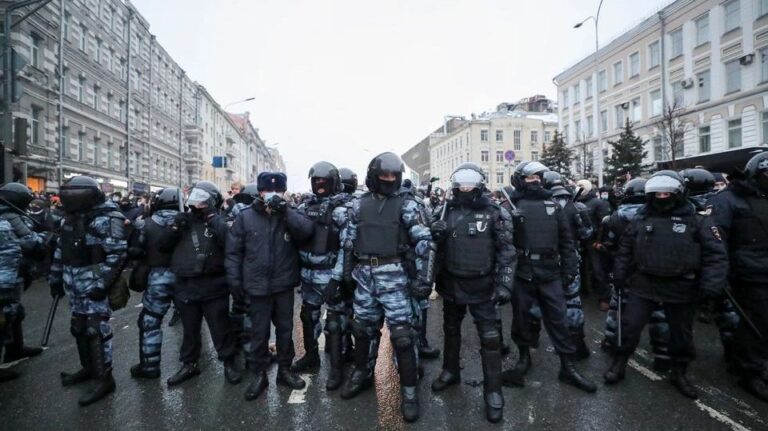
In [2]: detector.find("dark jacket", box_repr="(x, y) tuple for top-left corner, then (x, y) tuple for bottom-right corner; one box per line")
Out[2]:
(225, 200), (313, 297)
(579, 189), (612, 230)
(613, 202), (728, 303)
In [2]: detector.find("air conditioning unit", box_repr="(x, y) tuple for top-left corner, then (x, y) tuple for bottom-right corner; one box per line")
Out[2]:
(680, 78), (694, 89)
(739, 53), (755, 65)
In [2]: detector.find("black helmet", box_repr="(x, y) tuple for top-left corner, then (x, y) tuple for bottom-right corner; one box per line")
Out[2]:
(550, 185), (572, 199)
(151, 188), (182, 212)
(621, 178), (647, 204)
(0, 182), (34, 212)
(679, 168), (715, 196)
(542, 171), (563, 189)
(233, 183), (259, 205)
(745, 151), (768, 179)
(450, 163), (485, 204)
(645, 170), (686, 212)
(365, 152), (404, 195)
(512, 161), (549, 189)
(187, 181), (223, 208)
(60, 176), (105, 213)
(339, 168), (358, 194)
(308, 161), (341, 198)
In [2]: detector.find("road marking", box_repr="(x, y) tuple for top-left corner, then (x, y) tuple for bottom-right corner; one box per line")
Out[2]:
(287, 374), (312, 404)
(695, 400), (751, 431)
(134, 303), (143, 308)
(627, 359), (662, 381)
(527, 404), (535, 424)
(122, 325), (130, 330)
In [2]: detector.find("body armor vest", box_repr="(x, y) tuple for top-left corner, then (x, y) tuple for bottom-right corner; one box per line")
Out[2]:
(144, 218), (173, 267)
(354, 193), (408, 257)
(634, 214), (701, 277)
(444, 205), (495, 278)
(513, 199), (560, 257)
(301, 200), (340, 255)
(729, 196), (768, 251)
(171, 219), (225, 278)
(59, 214), (106, 267)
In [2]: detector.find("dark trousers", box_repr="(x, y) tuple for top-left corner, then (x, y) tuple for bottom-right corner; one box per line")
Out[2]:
(617, 293), (696, 363)
(511, 278), (576, 355)
(248, 289), (295, 372)
(174, 294), (235, 364)
(733, 287), (768, 375)
(444, 300), (497, 333)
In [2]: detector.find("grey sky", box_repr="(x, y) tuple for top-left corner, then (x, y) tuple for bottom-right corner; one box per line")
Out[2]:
(131, 0), (671, 190)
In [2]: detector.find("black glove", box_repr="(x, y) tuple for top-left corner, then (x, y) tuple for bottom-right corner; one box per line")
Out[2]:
(87, 286), (107, 301)
(201, 206), (218, 220)
(430, 220), (448, 243)
(173, 212), (191, 230)
(267, 195), (287, 214)
(562, 273), (575, 288)
(230, 283), (246, 304)
(49, 280), (64, 298)
(409, 281), (432, 300)
(323, 279), (342, 304)
(492, 285), (512, 305)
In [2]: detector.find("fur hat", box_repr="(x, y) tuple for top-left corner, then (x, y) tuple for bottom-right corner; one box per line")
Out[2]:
(257, 172), (288, 192)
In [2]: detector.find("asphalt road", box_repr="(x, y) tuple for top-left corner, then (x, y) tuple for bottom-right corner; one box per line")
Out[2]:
(1, 281), (767, 430)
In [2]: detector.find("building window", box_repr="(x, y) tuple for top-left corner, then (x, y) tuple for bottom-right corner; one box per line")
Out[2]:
(63, 12), (70, 40)
(514, 130), (521, 150)
(699, 126), (711, 153)
(650, 90), (662, 117)
(724, 0), (740, 33)
(481, 150), (489, 162)
(629, 52), (640, 77)
(649, 41), (660, 68)
(598, 69), (607, 92)
(573, 84), (580, 103)
(30, 106), (42, 145)
(531, 151), (539, 162)
(760, 0), (768, 16)
(78, 133), (85, 161)
(109, 8), (115, 30)
(562, 89), (569, 106)
(725, 60), (741, 93)
(670, 29), (683, 58)
(586, 77), (593, 98)
(575, 120), (582, 141)
(107, 48), (113, 71)
(695, 13), (709, 46)
(61, 133), (68, 158)
(119, 101), (125, 122)
(107, 94), (112, 117)
(587, 115), (594, 137)
(496, 151), (503, 162)
(496, 171), (504, 185)
(107, 142), (113, 169)
(544, 131), (551, 142)
(761, 47), (768, 83)
(600, 110), (608, 132)
(653, 136), (664, 161)
(728, 119), (742, 148)
(30, 34), (41, 68)
(673, 81), (684, 107)
(95, 39), (101, 63)
(615, 105), (625, 128)
(613, 61), (623, 85)
(697, 70), (710, 103)
(77, 77), (85, 103)
(631, 98), (641, 122)
(495, 129), (503, 142)
(762, 111), (768, 144)
(79, 26), (86, 51)
(531, 130), (538, 143)
(481, 129), (489, 142)
(563, 125), (569, 141)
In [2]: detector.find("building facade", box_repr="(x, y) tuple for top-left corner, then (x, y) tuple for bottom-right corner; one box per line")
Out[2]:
(429, 108), (558, 191)
(554, 0), (768, 179)
(2, 0), (283, 194)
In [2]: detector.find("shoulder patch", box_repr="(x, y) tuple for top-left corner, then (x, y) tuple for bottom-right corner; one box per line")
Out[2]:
(710, 226), (722, 242)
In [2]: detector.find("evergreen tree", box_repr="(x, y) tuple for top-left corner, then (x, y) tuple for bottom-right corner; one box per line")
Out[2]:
(604, 119), (648, 184)
(540, 131), (573, 179)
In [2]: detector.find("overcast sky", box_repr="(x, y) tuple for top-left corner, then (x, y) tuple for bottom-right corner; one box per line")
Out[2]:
(131, 0), (671, 190)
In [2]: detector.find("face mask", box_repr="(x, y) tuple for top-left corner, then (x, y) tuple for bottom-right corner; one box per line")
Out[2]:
(652, 197), (676, 213)
(263, 191), (280, 201)
(455, 190), (476, 205)
(555, 198), (568, 209)
(600, 193), (610, 200)
(111, 196), (120, 203)
(524, 180), (542, 192)
(377, 180), (398, 196)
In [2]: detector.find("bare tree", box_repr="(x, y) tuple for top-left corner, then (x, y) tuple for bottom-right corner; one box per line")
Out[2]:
(655, 100), (694, 170)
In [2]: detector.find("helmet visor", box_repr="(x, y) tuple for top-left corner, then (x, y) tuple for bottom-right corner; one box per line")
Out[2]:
(186, 188), (212, 207)
(645, 175), (682, 194)
(451, 169), (484, 191)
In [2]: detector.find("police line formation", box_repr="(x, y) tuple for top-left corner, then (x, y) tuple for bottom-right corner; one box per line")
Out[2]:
(0, 151), (767, 424)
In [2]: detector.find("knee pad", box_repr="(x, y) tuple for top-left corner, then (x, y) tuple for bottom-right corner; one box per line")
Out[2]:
(70, 314), (88, 337)
(325, 312), (342, 335)
(300, 304), (321, 323)
(389, 324), (413, 350)
(479, 328), (501, 351)
(85, 316), (107, 339)
(351, 318), (379, 339)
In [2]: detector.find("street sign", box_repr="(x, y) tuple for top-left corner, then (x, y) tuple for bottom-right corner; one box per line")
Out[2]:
(504, 150), (516, 161)
(212, 156), (228, 168)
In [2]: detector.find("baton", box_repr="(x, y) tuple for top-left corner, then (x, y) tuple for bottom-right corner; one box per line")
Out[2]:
(615, 283), (622, 348)
(498, 187), (518, 212)
(439, 189), (452, 221)
(722, 287), (763, 340)
(41, 294), (61, 347)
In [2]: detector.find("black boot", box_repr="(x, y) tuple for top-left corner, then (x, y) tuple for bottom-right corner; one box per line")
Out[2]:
(558, 354), (597, 393)
(224, 357), (242, 385)
(431, 332), (461, 392)
(572, 333), (590, 361)
(277, 367), (306, 389)
(418, 310), (440, 360)
(341, 331), (374, 399)
(61, 336), (93, 386)
(78, 336), (115, 406)
(481, 347), (504, 423)
(244, 370), (268, 401)
(291, 306), (320, 372)
(393, 333), (420, 423)
(401, 386), (420, 423)
(603, 354), (629, 384)
(0, 368), (19, 382)
(130, 363), (160, 379)
(739, 374), (768, 402)
(502, 345), (530, 387)
(497, 319), (510, 356)
(167, 363), (201, 387)
(326, 324), (344, 391)
(4, 320), (43, 363)
(670, 363), (698, 399)
(653, 357), (672, 373)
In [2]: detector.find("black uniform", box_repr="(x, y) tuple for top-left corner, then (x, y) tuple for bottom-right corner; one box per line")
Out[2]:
(578, 188), (612, 300)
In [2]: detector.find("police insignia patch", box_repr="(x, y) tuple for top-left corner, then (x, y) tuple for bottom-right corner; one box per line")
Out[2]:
(476, 221), (488, 232)
(284, 233), (291, 242)
(546, 206), (555, 216)
(672, 223), (686, 233)
(710, 226), (722, 242)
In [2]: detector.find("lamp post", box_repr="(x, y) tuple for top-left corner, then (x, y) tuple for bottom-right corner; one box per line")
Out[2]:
(574, 0), (605, 187)
(224, 97), (255, 110)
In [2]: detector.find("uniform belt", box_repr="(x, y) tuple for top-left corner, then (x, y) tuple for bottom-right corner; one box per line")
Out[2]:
(357, 257), (402, 267)
(304, 262), (334, 270)
(517, 249), (558, 261)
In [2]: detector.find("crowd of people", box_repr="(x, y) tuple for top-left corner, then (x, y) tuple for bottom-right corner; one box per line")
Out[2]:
(0, 150), (767, 424)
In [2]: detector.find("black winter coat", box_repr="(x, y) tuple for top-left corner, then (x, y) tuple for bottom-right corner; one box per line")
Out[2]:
(579, 189), (612, 230)
(225, 200), (313, 297)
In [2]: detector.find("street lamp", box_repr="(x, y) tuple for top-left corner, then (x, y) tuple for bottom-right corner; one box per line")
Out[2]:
(574, 0), (606, 187)
(224, 97), (255, 110)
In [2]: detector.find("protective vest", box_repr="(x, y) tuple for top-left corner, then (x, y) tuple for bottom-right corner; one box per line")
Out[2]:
(729, 196), (768, 251)
(354, 193), (408, 257)
(170, 219), (225, 277)
(634, 215), (701, 277)
(513, 199), (560, 258)
(443, 204), (495, 278)
(144, 218), (173, 268)
(0, 211), (33, 238)
(300, 200), (340, 255)
(59, 214), (107, 267)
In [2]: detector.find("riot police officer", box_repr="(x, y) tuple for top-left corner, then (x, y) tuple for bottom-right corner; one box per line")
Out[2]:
(0, 183), (46, 381)
(332, 152), (434, 423)
(226, 183), (259, 224)
(710, 152), (768, 402)
(429, 163), (515, 423)
(681, 168), (717, 210)
(49, 176), (128, 406)
(500, 162), (596, 393)
(129, 188), (182, 379)
(292, 162), (353, 392)
(162, 181), (240, 387)
(605, 171), (728, 400)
